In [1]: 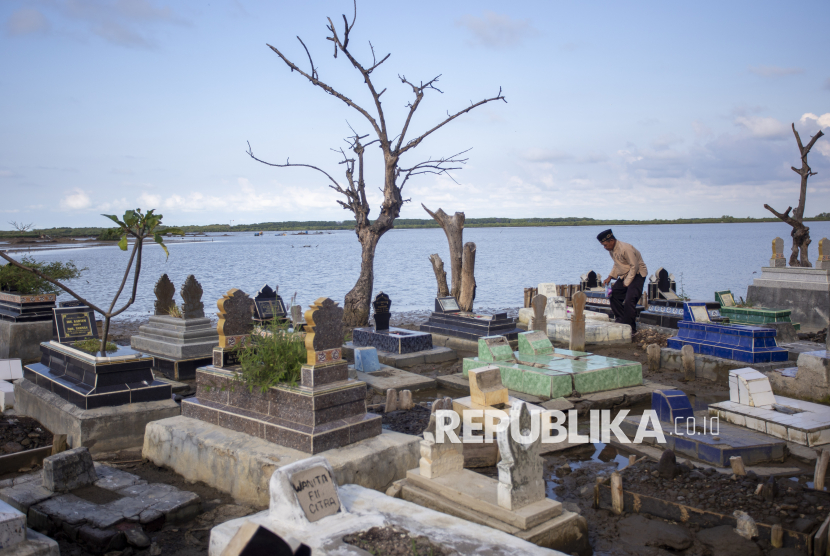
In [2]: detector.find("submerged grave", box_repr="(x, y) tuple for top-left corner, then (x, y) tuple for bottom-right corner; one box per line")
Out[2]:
(463, 331), (643, 399)
(131, 274), (219, 380)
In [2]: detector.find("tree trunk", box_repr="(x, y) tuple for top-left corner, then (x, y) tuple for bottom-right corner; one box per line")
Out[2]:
(343, 231), (379, 327)
(790, 225), (812, 268)
(459, 242), (477, 311)
(422, 205), (465, 299)
(429, 254), (450, 297)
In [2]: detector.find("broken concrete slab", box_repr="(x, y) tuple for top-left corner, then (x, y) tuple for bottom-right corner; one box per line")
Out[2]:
(41, 447), (97, 492)
(143, 416), (420, 507)
(348, 364), (436, 394)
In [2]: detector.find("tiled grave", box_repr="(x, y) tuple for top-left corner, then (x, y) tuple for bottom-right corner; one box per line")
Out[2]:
(709, 369), (830, 446)
(419, 296), (523, 341)
(639, 299), (722, 329)
(132, 275), (219, 380)
(397, 402), (589, 552)
(0, 292), (56, 323)
(619, 388), (786, 466)
(646, 267), (678, 301)
(715, 289), (800, 330)
(352, 327), (433, 354)
(666, 301), (788, 364)
(181, 297), (382, 454)
(209, 456), (560, 556)
(745, 263), (830, 332)
(463, 331), (642, 399)
(545, 318), (631, 346)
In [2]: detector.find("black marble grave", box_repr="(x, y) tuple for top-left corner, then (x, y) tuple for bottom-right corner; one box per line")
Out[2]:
(372, 292), (391, 331)
(419, 296), (523, 341)
(638, 299), (723, 329)
(252, 284), (287, 324)
(647, 268), (679, 301)
(0, 292), (56, 323)
(582, 291), (645, 320)
(23, 342), (171, 410)
(352, 327), (433, 354)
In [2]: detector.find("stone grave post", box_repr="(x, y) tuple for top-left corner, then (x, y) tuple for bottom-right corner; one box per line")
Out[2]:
(529, 294), (547, 333)
(570, 291), (586, 352)
(818, 238), (830, 270)
(214, 289), (254, 367)
(154, 274), (176, 315)
(372, 292), (391, 331)
(181, 275), (205, 319)
(770, 237), (786, 268)
(496, 401), (544, 511)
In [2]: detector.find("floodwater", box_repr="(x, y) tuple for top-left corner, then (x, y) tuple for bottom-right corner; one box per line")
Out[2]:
(6, 221), (830, 319)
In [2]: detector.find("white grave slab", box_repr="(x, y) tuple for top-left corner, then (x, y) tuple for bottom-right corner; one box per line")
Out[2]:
(209, 456), (560, 556)
(0, 381), (14, 411)
(0, 499), (26, 549)
(0, 360), (23, 381)
(729, 368), (776, 407)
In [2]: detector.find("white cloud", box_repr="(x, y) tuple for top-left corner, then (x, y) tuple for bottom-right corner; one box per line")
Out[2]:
(6, 8), (50, 36)
(815, 142), (830, 159)
(801, 113), (830, 129)
(651, 134), (683, 151)
(734, 116), (789, 139)
(748, 66), (803, 78)
(521, 149), (572, 163)
(456, 11), (539, 49)
(60, 189), (92, 210)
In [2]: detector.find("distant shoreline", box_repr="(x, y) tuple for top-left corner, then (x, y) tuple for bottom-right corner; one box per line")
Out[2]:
(2, 215), (829, 238)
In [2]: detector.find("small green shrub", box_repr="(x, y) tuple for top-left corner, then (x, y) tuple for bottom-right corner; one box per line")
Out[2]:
(235, 320), (306, 393)
(73, 339), (118, 354)
(96, 227), (122, 241)
(0, 257), (85, 295)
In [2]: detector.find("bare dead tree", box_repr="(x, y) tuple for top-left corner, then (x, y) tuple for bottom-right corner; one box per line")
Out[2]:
(8, 221), (34, 232)
(246, 2), (505, 326)
(422, 205), (477, 311)
(764, 124), (825, 267)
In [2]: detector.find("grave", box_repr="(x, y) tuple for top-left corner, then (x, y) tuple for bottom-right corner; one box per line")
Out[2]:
(209, 456), (561, 556)
(618, 388), (786, 466)
(0, 358), (23, 411)
(765, 342), (830, 403)
(212, 288), (255, 368)
(666, 301), (789, 364)
(746, 237), (830, 332)
(463, 331), (643, 399)
(646, 267), (678, 301)
(710, 368), (830, 447)
(348, 292), (455, 367)
(0, 447), (198, 554)
(252, 284), (287, 325)
(182, 296), (381, 454)
(714, 289), (800, 343)
(518, 295), (607, 325)
(130, 274), (219, 380)
(818, 237), (830, 270)
(419, 296), (523, 342)
(348, 346), (436, 394)
(0, 498), (56, 555)
(397, 401), (589, 552)
(17, 303), (178, 453)
(638, 298), (722, 330)
(0, 291), (56, 361)
(529, 294), (547, 332)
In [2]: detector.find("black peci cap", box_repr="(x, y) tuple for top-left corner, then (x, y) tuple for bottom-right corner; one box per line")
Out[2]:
(597, 229), (615, 242)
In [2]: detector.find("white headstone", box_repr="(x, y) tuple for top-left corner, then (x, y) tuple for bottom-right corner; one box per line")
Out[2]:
(550, 296), (567, 319)
(729, 368), (775, 408)
(269, 456), (346, 528)
(496, 401), (544, 511)
(0, 360), (23, 381)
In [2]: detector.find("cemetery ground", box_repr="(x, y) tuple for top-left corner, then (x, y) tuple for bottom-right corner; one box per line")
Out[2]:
(64, 314), (816, 556)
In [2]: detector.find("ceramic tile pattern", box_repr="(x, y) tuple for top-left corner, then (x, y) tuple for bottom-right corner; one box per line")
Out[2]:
(463, 334), (642, 398)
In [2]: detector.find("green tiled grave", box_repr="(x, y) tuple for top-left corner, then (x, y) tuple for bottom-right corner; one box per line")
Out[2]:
(715, 290), (800, 330)
(463, 333), (643, 399)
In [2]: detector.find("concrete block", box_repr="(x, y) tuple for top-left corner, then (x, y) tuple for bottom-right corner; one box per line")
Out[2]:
(0, 499), (26, 549)
(353, 347), (381, 373)
(0, 381), (14, 410)
(143, 416), (420, 507)
(349, 365), (436, 395)
(0, 360), (23, 381)
(4, 528), (59, 556)
(42, 447), (98, 492)
(14, 378), (180, 454)
(0, 322), (52, 362)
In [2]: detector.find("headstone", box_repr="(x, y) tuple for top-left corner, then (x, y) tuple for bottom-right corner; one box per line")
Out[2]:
(580, 271), (602, 290)
(304, 297), (344, 364)
(372, 292), (391, 331)
(770, 237), (786, 268)
(496, 401), (544, 511)
(681, 345), (695, 381)
(353, 347), (381, 373)
(551, 296), (567, 319)
(478, 336), (516, 362)
(818, 238), (830, 270)
(536, 283), (557, 317)
(53, 306), (98, 343)
(728, 368), (775, 407)
(180, 275), (205, 319)
(469, 365), (508, 407)
(434, 296), (461, 313)
(217, 289), (254, 348)
(420, 419), (465, 479)
(646, 344), (661, 372)
(154, 274), (176, 316)
(529, 294), (547, 332)
(290, 304), (303, 327)
(569, 292), (586, 352)
(58, 300), (85, 308)
(288, 465), (341, 523)
(385, 389), (398, 412)
(253, 284), (286, 323)
(398, 390), (414, 410)
(42, 447), (98, 492)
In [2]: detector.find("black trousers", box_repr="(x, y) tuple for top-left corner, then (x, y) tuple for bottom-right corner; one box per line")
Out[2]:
(609, 274), (645, 332)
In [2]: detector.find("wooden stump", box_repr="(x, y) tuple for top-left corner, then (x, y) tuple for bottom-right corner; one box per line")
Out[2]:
(570, 292), (586, 352)
(459, 242), (477, 312)
(429, 254), (450, 298)
(611, 472), (623, 514)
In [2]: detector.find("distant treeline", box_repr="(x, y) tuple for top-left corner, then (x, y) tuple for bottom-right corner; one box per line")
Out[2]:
(3, 213), (830, 238)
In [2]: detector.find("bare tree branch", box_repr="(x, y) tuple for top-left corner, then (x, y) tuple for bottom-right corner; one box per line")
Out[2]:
(296, 36), (317, 80)
(8, 221), (34, 232)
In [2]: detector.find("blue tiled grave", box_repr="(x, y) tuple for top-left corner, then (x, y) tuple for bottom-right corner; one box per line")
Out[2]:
(652, 390), (694, 424)
(666, 301), (788, 364)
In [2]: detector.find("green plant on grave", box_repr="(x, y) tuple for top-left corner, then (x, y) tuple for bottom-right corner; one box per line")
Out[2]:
(235, 319), (306, 393)
(73, 339), (118, 354)
(0, 257), (85, 295)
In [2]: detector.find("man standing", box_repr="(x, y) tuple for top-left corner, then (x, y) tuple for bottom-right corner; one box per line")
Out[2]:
(598, 229), (648, 333)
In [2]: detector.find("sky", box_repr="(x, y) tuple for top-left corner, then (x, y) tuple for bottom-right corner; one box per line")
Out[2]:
(1, 0), (829, 229)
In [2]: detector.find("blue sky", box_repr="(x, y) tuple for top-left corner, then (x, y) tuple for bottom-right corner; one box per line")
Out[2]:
(1, 0), (828, 229)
